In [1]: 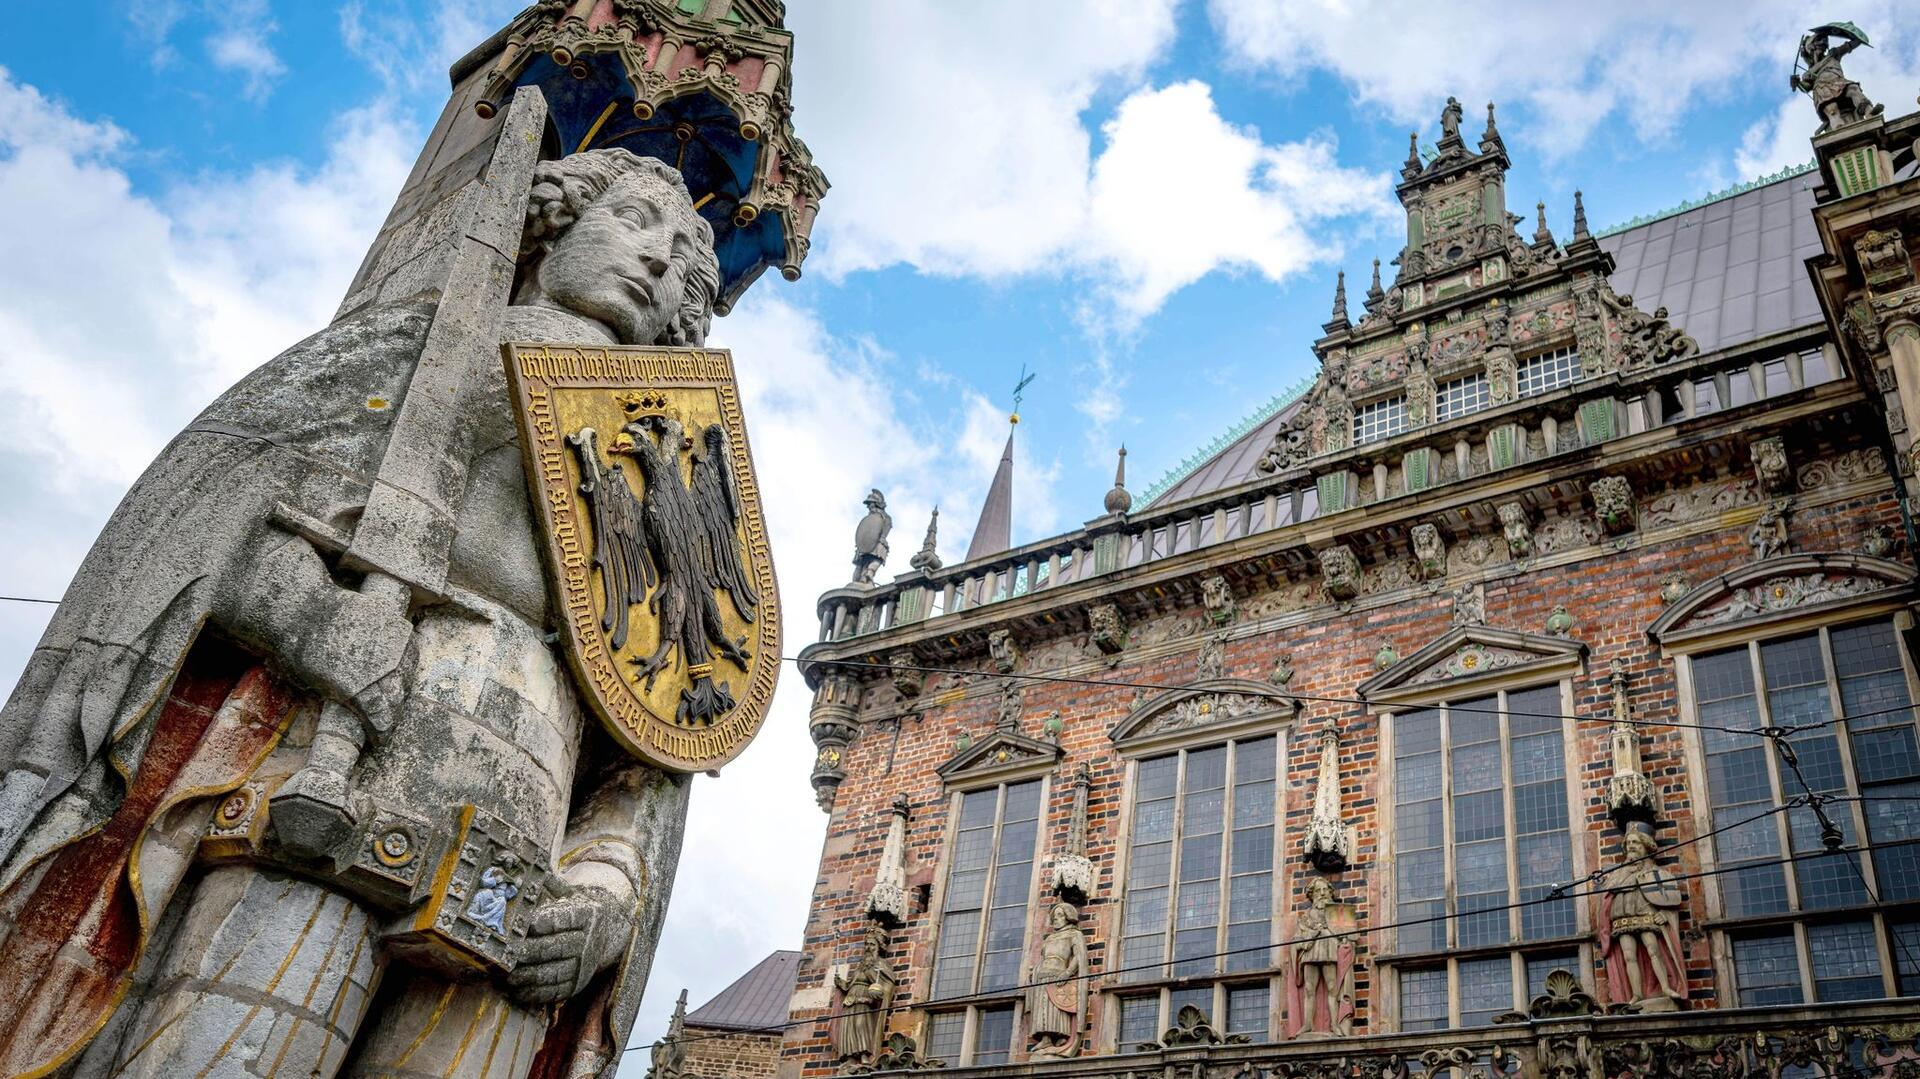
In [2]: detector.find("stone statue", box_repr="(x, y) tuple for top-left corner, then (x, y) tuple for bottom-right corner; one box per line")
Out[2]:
(1748, 498), (1792, 560)
(1286, 877), (1356, 1038)
(852, 489), (892, 585)
(0, 138), (715, 1076)
(832, 924), (897, 1071)
(1439, 96), (1464, 143)
(1793, 25), (1881, 132)
(1026, 900), (1089, 1059)
(1596, 824), (1686, 1012)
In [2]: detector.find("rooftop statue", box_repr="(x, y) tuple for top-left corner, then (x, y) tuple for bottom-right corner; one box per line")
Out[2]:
(1793, 23), (1883, 132)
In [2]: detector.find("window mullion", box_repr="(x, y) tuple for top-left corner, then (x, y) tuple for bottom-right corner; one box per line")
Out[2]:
(1216, 741), (1237, 975)
(1440, 703), (1458, 949)
(970, 785), (1007, 995)
(1817, 627), (1878, 894)
(1499, 688), (1520, 943)
(1164, 750), (1187, 977)
(1749, 642), (1802, 913)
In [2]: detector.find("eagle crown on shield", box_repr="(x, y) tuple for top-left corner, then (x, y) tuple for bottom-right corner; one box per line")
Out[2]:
(565, 389), (759, 727)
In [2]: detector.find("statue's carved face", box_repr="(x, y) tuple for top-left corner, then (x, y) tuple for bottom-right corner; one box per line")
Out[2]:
(532, 173), (701, 344)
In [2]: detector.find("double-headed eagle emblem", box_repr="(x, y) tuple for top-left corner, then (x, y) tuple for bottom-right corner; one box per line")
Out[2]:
(567, 391), (759, 726)
(504, 343), (779, 773)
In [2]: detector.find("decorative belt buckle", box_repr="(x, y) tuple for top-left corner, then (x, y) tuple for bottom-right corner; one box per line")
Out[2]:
(384, 804), (561, 976)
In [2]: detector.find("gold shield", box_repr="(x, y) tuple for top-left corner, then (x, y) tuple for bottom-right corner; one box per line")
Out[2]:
(503, 342), (780, 773)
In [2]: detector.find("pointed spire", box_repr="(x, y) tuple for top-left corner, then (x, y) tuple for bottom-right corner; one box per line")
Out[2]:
(1104, 446), (1132, 515)
(1401, 131), (1422, 180)
(909, 508), (942, 572)
(1365, 257), (1385, 307)
(964, 422), (1015, 562)
(1533, 199), (1554, 247)
(1323, 270), (1350, 333)
(1479, 100), (1502, 153)
(1572, 189), (1591, 242)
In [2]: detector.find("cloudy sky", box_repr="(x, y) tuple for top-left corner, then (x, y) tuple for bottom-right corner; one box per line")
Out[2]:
(1, 1), (1917, 1070)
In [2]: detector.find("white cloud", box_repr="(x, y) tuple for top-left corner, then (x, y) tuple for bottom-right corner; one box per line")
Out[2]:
(1206, 0), (1920, 162)
(341, 0), (524, 92)
(785, 1), (1392, 329)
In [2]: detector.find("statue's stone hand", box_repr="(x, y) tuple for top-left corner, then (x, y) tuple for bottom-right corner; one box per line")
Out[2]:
(507, 884), (633, 1004)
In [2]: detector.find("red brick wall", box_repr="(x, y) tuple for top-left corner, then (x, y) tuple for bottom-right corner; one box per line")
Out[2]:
(778, 466), (1902, 1077)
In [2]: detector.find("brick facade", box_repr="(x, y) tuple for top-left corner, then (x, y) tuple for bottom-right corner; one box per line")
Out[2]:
(685, 1027), (782, 1079)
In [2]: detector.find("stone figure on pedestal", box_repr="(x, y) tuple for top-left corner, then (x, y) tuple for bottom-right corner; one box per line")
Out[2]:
(833, 924), (897, 1072)
(852, 490), (892, 585)
(0, 126), (717, 1077)
(1286, 877), (1356, 1038)
(1027, 900), (1089, 1059)
(1793, 24), (1882, 132)
(1596, 824), (1687, 1012)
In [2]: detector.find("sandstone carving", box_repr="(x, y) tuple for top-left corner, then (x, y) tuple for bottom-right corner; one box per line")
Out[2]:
(1591, 475), (1636, 534)
(1287, 878), (1357, 1038)
(852, 489), (892, 585)
(1318, 546), (1361, 600)
(1051, 764), (1093, 899)
(1303, 729), (1353, 871)
(1089, 602), (1128, 655)
(1202, 574), (1237, 624)
(866, 796), (910, 925)
(1498, 500), (1533, 558)
(1752, 436), (1792, 494)
(988, 628), (1019, 673)
(1027, 901), (1089, 1059)
(1794, 25), (1882, 132)
(1596, 825), (1686, 1013)
(888, 649), (923, 699)
(907, 508), (942, 572)
(1606, 660), (1656, 825)
(833, 925), (898, 1071)
(1410, 523), (1448, 580)
(1748, 498), (1793, 560)
(1451, 583), (1486, 626)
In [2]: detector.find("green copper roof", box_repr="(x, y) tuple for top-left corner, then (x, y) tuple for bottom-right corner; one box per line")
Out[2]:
(1593, 161), (1816, 239)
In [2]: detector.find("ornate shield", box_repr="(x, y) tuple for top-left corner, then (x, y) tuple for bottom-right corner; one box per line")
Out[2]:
(503, 342), (780, 773)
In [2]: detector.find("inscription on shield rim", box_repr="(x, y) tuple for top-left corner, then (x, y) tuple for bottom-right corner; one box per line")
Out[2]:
(503, 342), (781, 773)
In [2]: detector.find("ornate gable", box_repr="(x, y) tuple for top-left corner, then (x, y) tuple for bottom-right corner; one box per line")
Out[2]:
(935, 729), (1062, 787)
(1648, 553), (1915, 649)
(1358, 625), (1587, 705)
(1110, 678), (1295, 755)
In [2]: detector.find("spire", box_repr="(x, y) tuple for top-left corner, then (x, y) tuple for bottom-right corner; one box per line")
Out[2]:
(1104, 446), (1133, 515)
(1401, 132), (1422, 180)
(1533, 199), (1555, 247)
(1572, 189), (1591, 242)
(1365, 257), (1385, 308)
(909, 508), (942, 572)
(1323, 270), (1350, 333)
(1479, 101), (1503, 153)
(965, 423), (1016, 562)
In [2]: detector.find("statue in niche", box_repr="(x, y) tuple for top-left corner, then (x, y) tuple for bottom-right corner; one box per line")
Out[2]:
(832, 924), (897, 1071)
(1286, 877), (1356, 1038)
(1026, 900), (1088, 1059)
(1793, 24), (1882, 132)
(1596, 824), (1686, 1012)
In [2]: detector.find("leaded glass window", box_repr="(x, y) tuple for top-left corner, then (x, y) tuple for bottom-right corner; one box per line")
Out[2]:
(933, 780), (1040, 999)
(1692, 618), (1920, 1002)
(1353, 396), (1408, 445)
(1435, 372), (1489, 421)
(1387, 684), (1583, 1028)
(1517, 345), (1582, 397)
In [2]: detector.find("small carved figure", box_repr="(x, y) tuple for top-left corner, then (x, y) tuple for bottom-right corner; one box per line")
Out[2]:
(1659, 571), (1690, 605)
(1751, 436), (1792, 495)
(1257, 410), (1313, 474)
(1545, 604), (1576, 638)
(1202, 575), (1237, 625)
(465, 866), (518, 934)
(1793, 25), (1882, 132)
(888, 650), (923, 700)
(1855, 228), (1912, 291)
(995, 684), (1023, 732)
(645, 989), (689, 1079)
(1596, 825), (1686, 1012)
(1269, 651), (1297, 690)
(1405, 350), (1432, 427)
(851, 489), (892, 585)
(832, 924), (897, 1070)
(907, 508), (942, 573)
(1287, 877), (1356, 1038)
(1748, 498), (1792, 560)
(1027, 901), (1089, 1059)
(1863, 524), (1896, 558)
(1089, 602), (1128, 655)
(1498, 500), (1533, 558)
(1485, 347), (1517, 404)
(1410, 523), (1447, 580)
(988, 628), (1019, 673)
(1197, 633), (1227, 681)
(1591, 475), (1636, 534)
(1321, 380), (1354, 454)
(1451, 584), (1486, 626)
(1318, 546), (1361, 601)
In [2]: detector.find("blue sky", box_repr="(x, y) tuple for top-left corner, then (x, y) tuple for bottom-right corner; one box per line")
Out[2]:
(3, 0), (1918, 1069)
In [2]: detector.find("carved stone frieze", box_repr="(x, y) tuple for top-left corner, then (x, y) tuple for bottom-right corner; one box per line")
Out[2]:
(1642, 478), (1758, 528)
(1747, 497), (1793, 560)
(1318, 546), (1361, 600)
(1535, 513), (1604, 555)
(1796, 447), (1884, 489)
(1688, 572), (1881, 629)
(1590, 475), (1636, 534)
(1412, 643), (1539, 684)
(1242, 581), (1316, 621)
(1128, 611), (1205, 648)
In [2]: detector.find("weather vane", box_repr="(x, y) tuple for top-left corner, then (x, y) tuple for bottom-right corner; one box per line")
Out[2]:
(1010, 363), (1037, 424)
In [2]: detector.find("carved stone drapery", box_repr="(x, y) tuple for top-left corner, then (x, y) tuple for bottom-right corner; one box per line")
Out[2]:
(1605, 659), (1655, 825)
(1051, 764), (1093, 900)
(832, 924), (897, 1072)
(1595, 826), (1686, 1013)
(866, 796), (910, 925)
(1302, 729), (1352, 871)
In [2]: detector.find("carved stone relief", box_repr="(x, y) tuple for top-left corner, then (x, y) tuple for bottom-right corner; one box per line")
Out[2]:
(1410, 523), (1448, 581)
(1318, 546), (1361, 601)
(1498, 500), (1533, 558)
(1796, 447), (1884, 489)
(1747, 498), (1793, 560)
(1751, 436), (1792, 495)
(1202, 574), (1237, 625)
(1451, 583), (1486, 626)
(988, 628), (1018, 673)
(1590, 475), (1636, 534)
(1088, 602), (1127, 655)
(1642, 477), (1758, 528)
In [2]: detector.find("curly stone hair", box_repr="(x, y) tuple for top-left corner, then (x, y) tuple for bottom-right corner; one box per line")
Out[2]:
(522, 148), (722, 346)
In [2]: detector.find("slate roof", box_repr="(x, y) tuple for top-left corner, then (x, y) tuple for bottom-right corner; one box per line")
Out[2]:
(683, 950), (801, 1032)
(1146, 167), (1826, 507)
